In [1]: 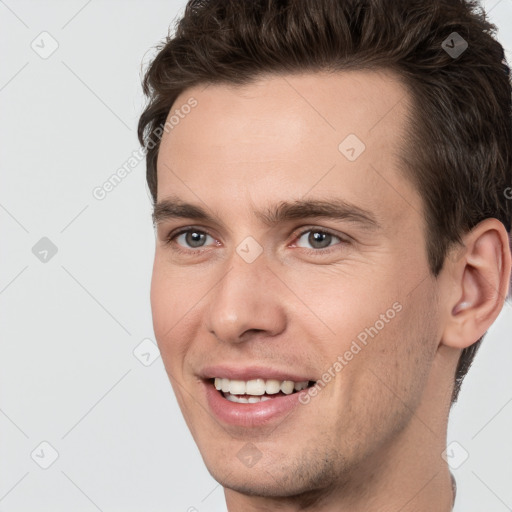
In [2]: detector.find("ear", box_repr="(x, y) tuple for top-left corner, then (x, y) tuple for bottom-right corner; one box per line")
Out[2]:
(441, 219), (511, 349)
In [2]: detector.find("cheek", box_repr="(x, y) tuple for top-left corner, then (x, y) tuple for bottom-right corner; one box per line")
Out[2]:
(150, 265), (171, 340)
(320, 276), (438, 401)
(354, 289), (439, 411)
(150, 256), (197, 328)
(299, 273), (400, 347)
(150, 262), (189, 363)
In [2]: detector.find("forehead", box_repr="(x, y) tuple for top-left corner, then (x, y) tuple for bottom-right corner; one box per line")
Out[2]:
(156, 69), (422, 230)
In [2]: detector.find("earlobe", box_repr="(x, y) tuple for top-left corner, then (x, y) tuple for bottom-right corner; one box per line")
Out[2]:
(442, 219), (511, 350)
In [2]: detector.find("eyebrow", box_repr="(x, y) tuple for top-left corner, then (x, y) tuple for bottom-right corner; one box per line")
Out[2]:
(152, 195), (381, 230)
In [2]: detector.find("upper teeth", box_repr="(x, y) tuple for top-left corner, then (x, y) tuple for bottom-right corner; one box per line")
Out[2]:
(214, 378), (310, 395)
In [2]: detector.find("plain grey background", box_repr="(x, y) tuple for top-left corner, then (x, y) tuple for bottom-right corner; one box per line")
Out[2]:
(0, 1), (511, 510)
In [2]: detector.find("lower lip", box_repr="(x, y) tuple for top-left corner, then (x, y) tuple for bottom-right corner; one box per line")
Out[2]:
(203, 380), (310, 428)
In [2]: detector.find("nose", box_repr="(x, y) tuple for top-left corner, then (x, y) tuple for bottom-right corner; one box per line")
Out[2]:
(205, 251), (288, 345)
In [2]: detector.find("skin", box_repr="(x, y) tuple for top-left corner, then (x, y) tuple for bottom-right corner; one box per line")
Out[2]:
(150, 70), (511, 511)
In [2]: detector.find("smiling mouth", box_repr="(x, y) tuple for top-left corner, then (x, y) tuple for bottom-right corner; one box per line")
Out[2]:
(210, 378), (317, 404)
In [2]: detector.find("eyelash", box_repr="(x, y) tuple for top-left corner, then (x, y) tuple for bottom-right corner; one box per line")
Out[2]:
(163, 226), (348, 256)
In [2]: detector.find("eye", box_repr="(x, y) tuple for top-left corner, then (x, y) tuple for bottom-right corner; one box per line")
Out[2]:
(165, 228), (217, 251)
(163, 226), (348, 256)
(294, 228), (344, 252)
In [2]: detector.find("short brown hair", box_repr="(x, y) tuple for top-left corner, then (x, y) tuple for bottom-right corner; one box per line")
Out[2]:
(138, 0), (512, 402)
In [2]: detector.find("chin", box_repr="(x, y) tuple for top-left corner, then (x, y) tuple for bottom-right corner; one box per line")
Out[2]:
(214, 472), (317, 499)
(202, 446), (346, 501)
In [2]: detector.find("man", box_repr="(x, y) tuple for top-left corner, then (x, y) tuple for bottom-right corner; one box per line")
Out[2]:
(138, 0), (512, 510)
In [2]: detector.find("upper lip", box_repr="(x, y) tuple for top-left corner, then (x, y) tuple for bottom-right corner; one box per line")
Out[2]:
(199, 365), (315, 383)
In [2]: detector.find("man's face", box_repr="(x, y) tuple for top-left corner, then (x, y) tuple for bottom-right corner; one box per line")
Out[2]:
(151, 71), (444, 497)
